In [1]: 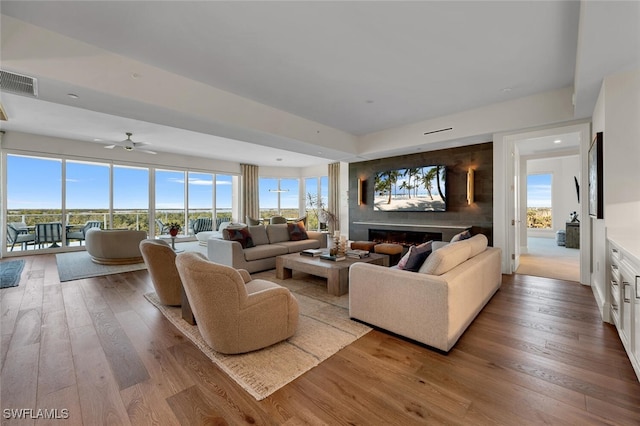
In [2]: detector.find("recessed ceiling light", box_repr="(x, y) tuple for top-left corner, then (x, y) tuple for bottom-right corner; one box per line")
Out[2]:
(276, 158), (282, 162)
(131, 73), (141, 79)
(554, 139), (562, 144)
(501, 87), (512, 93)
(93, 138), (102, 142)
(67, 93), (79, 99)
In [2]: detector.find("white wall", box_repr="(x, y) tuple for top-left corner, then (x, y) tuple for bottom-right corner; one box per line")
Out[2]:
(359, 87), (575, 156)
(591, 67), (640, 319)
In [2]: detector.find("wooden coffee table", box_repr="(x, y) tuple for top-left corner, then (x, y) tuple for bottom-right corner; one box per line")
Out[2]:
(276, 252), (388, 296)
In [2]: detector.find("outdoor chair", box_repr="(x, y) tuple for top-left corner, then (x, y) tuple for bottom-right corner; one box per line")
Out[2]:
(193, 217), (213, 234)
(35, 222), (63, 248)
(66, 220), (102, 245)
(156, 219), (169, 235)
(175, 252), (299, 354)
(270, 215), (288, 224)
(6, 222), (35, 251)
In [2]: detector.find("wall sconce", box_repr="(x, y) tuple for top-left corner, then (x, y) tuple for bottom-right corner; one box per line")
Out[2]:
(466, 168), (474, 205)
(357, 178), (364, 205)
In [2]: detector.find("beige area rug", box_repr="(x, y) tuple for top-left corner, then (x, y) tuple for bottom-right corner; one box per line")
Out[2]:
(516, 236), (580, 282)
(144, 270), (371, 400)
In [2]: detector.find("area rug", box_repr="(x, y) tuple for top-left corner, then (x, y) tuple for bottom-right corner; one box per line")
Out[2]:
(1, 259), (25, 289)
(144, 272), (371, 400)
(56, 251), (147, 282)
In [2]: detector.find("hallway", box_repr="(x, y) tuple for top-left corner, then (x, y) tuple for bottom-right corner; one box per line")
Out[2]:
(516, 236), (580, 282)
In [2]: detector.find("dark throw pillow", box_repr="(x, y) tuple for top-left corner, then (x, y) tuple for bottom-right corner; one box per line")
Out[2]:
(450, 230), (472, 243)
(401, 241), (433, 272)
(223, 227), (255, 249)
(287, 221), (309, 241)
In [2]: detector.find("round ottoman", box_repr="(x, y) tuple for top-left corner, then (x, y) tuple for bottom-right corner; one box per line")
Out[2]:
(374, 243), (404, 266)
(350, 241), (378, 252)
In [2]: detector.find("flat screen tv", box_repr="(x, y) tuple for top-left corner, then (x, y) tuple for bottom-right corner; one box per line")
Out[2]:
(373, 165), (447, 212)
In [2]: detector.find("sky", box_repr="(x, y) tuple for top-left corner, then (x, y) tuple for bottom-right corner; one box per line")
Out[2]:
(527, 173), (552, 208)
(6, 155), (317, 212)
(6, 155), (233, 210)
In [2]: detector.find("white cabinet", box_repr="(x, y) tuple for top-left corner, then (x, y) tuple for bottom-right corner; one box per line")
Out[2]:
(608, 238), (640, 381)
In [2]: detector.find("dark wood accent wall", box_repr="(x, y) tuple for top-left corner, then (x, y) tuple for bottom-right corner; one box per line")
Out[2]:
(348, 142), (493, 245)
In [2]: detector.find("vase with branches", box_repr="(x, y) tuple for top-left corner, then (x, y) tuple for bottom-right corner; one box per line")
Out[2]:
(306, 193), (336, 232)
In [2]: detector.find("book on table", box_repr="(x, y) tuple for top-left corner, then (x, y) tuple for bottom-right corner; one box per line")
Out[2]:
(300, 249), (323, 257)
(346, 249), (369, 258)
(320, 253), (346, 261)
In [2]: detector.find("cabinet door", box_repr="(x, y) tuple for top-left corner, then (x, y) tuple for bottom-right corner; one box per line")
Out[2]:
(611, 261), (621, 326)
(635, 275), (640, 359)
(621, 266), (633, 346)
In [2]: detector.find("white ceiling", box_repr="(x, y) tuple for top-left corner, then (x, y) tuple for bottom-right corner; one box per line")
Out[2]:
(0, 1), (638, 166)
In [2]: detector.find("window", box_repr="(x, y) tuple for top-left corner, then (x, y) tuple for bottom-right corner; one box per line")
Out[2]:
(188, 172), (214, 234)
(527, 173), (552, 229)
(114, 165), (149, 231)
(259, 177), (300, 220)
(304, 176), (329, 230)
(66, 160), (109, 227)
(3, 152), (240, 254)
(155, 169), (186, 235)
(215, 174), (233, 227)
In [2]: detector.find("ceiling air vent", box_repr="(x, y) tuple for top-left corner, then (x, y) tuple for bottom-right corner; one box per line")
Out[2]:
(423, 127), (453, 136)
(0, 70), (38, 97)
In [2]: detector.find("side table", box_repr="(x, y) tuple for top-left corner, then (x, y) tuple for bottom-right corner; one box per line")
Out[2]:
(565, 222), (580, 249)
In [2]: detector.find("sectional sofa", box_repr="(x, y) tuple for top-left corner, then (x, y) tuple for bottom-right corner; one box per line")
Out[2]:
(208, 223), (326, 273)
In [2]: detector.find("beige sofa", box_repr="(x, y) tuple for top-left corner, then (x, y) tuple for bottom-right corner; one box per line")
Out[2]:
(208, 224), (326, 273)
(349, 234), (501, 352)
(85, 228), (147, 265)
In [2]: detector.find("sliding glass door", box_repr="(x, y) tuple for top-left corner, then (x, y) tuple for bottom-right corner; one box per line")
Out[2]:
(6, 155), (63, 251)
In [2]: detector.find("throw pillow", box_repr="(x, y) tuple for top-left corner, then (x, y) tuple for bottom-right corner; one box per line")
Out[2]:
(450, 230), (472, 242)
(292, 216), (307, 226)
(223, 227), (255, 249)
(248, 225), (269, 246)
(287, 221), (309, 241)
(399, 241), (433, 272)
(245, 216), (261, 226)
(397, 240), (431, 269)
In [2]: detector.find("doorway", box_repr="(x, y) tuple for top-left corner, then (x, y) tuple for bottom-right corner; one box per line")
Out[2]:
(497, 122), (590, 285)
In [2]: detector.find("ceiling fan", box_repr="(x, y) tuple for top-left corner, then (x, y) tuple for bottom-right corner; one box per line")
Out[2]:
(104, 132), (156, 154)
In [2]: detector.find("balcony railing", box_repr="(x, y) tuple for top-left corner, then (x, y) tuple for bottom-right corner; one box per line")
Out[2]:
(5, 209), (234, 252)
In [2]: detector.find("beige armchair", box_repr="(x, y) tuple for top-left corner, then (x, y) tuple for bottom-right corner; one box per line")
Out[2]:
(140, 239), (182, 306)
(175, 252), (299, 354)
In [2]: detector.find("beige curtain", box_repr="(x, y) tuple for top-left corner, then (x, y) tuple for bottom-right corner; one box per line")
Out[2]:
(241, 164), (259, 222)
(328, 162), (340, 233)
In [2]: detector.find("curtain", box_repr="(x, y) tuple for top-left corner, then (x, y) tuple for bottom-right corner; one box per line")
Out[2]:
(328, 162), (340, 234)
(241, 164), (259, 223)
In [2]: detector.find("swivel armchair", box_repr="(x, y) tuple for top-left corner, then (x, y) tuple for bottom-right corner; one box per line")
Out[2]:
(175, 252), (299, 354)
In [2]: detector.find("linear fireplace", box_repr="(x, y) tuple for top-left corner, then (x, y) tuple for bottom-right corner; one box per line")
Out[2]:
(368, 228), (442, 247)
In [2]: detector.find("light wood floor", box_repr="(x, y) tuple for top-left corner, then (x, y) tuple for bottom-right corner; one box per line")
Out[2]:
(1, 254), (639, 425)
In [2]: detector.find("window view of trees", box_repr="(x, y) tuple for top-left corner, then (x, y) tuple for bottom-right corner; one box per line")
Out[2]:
(113, 165), (149, 231)
(4, 153), (237, 252)
(258, 177), (300, 220)
(527, 174), (552, 229)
